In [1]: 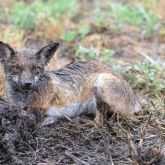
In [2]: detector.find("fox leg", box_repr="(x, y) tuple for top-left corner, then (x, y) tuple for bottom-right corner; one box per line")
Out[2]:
(92, 87), (104, 126)
(94, 109), (104, 126)
(41, 97), (98, 127)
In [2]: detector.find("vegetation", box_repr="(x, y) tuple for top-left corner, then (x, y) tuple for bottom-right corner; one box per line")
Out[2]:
(75, 46), (115, 63)
(93, 2), (162, 36)
(0, 0), (78, 44)
(128, 60), (165, 95)
(7, 0), (78, 30)
(61, 25), (91, 42)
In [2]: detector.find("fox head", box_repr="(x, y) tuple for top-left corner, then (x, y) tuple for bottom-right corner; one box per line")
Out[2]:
(0, 41), (59, 91)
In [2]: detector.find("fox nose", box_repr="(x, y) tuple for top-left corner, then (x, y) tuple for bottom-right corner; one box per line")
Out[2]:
(22, 81), (33, 88)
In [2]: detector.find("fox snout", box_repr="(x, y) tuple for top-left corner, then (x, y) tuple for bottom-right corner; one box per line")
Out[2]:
(16, 77), (35, 90)
(20, 80), (34, 89)
(13, 68), (37, 90)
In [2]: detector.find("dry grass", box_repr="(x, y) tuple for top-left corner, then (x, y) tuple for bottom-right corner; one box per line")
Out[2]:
(0, 26), (25, 48)
(134, 0), (165, 19)
(32, 19), (70, 40)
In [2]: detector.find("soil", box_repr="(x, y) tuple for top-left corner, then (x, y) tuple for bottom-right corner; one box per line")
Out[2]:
(1, 0), (165, 165)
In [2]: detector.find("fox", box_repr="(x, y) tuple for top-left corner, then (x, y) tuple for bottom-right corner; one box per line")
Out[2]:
(0, 41), (141, 126)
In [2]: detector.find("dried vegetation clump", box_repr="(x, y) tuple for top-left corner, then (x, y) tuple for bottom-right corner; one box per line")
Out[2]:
(0, 97), (36, 164)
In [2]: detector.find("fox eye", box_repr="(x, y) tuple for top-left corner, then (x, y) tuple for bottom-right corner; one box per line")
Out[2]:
(10, 64), (21, 73)
(33, 66), (42, 73)
(15, 65), (20, 70)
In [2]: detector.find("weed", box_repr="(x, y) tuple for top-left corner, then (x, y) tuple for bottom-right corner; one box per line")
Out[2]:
(102, 49), (115, 62)
(75, 46), (99, 60)
(79, 26), (91, 38)
(61, 31), (78, 42)
(75, 46), (115, 64)
(61, 25), (91, 42)
(127, 60), (165, 95)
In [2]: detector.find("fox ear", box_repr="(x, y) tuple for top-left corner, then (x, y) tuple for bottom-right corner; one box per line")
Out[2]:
(0, 41), (15, 63)
(36, 42), (59, 64)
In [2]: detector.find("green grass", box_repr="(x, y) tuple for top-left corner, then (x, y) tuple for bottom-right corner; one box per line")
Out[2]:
(92, 2), (161, 36)
(61, 31), (78, 42)
(111, 3), (161, 36)
(75, 46), (115, 63)
(93, 2), (111, 27)
(61, 25), (91, 42)
(128, 60), (165, 95)
(3, 0), (78, 30)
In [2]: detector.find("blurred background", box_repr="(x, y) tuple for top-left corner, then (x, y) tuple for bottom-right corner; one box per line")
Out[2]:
(0, 0), (164, 46)
(0, 0), (165, 96)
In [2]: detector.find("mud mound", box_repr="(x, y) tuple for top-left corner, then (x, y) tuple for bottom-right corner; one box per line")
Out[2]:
(0, 100), (165, 164)
(28, 116), (165, 164)
(0, 97), (36, 164)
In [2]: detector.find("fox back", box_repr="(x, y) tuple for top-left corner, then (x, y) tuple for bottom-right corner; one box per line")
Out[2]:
(0, 41), (141, 126)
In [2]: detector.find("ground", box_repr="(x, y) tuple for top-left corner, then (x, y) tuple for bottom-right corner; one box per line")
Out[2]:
(0, 0), (165, 164)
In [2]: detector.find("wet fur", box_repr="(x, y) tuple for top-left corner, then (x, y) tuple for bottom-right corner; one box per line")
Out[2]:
(0, 41), (141, 126)
(26, 61), (141, 125)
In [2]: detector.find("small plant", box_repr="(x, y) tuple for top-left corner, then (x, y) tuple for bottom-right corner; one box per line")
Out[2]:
(61, 31), (78, 42)
(79, 26), (91, 38)
(75, 46), (115, 63)
(61, 25), (91, 42)
(127, 60), (165, 95)
(75, 46), (99, 60)
(102, 49), (115, 61)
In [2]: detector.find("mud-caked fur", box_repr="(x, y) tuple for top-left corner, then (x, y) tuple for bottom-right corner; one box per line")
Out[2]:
(0, 41), (141, 126)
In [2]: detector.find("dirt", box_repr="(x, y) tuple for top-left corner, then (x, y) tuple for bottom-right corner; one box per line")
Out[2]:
(1, 100), (165, 164)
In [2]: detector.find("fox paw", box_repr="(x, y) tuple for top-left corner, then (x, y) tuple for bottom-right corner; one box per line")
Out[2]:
(94, 114), (104, 127)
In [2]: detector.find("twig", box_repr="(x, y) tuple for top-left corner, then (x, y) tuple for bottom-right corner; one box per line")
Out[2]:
(108, 150), (115, 165)
(139, 51), (160, 68)
(56, 155), (64, 164)
(137, 133), (165, 141)
(150, 100), (158, 111)
(139, 113), (152, 148)
(127, 132), (139, 165)
(65, 151), (90, 165)
(95, 135), (106, 153)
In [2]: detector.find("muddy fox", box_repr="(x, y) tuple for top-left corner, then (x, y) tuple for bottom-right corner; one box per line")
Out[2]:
(0, 41), (141, 126)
